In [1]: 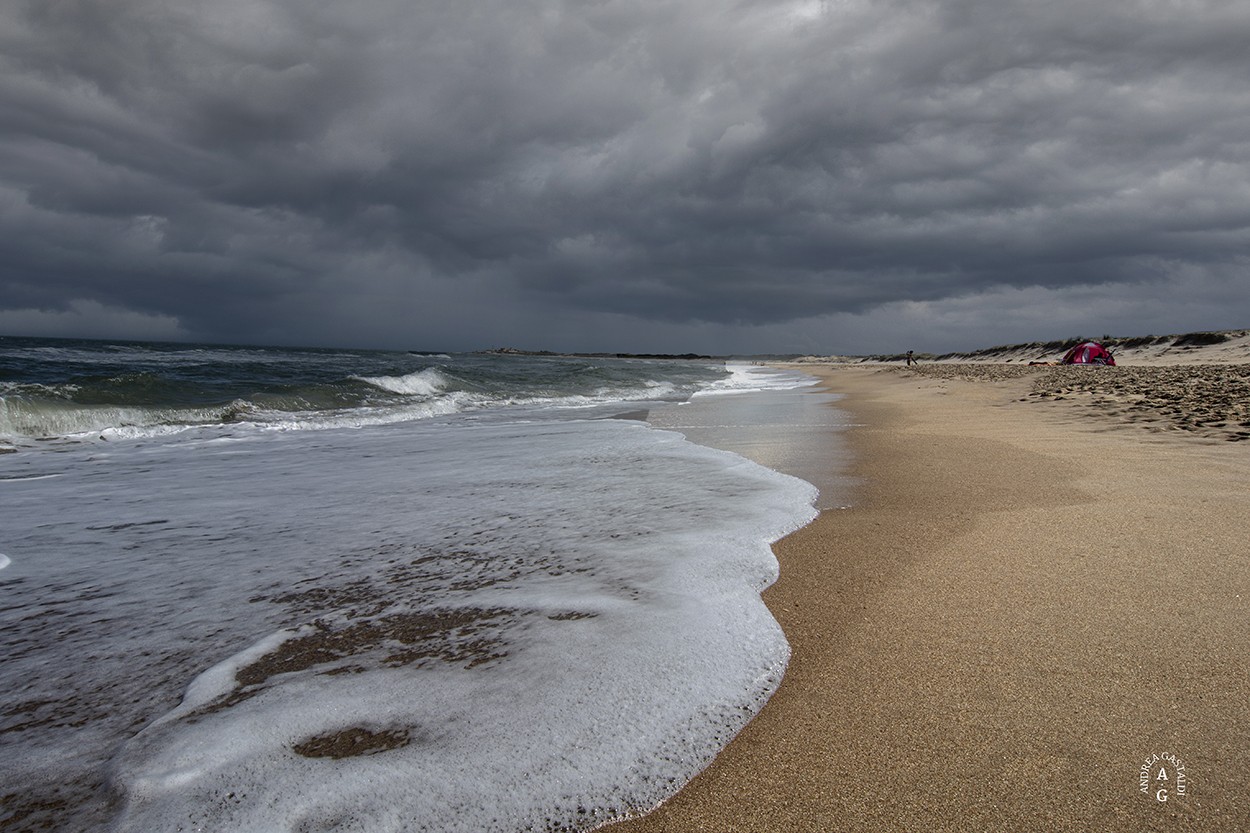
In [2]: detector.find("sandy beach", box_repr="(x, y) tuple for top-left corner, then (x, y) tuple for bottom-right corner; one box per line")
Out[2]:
(609, 358), (1250, 832)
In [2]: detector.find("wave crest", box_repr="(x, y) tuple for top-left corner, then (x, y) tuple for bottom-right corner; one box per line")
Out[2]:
(355, 368), (449, 397)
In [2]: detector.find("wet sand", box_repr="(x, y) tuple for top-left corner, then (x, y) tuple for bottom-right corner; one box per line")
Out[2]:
(608, 363), (1250, 832)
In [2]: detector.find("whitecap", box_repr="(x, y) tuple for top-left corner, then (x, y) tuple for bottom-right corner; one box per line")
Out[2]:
(355, 368), (448, 396)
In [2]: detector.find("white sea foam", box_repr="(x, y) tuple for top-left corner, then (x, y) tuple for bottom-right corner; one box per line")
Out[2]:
(2, 402), (822, 832)
(105, 421), (815, 833)
(356, 367), (449, 396)
(695, 363), (818, 397)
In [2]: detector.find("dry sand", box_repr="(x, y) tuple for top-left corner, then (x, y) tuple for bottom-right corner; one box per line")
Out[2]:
(608, 362), (1249, 832)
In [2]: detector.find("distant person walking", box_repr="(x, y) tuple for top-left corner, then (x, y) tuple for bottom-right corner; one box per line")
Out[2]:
(905, 350), (916, 366)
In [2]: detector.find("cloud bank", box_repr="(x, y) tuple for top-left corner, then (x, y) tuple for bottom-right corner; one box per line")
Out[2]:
(3, 0), (1248, 352)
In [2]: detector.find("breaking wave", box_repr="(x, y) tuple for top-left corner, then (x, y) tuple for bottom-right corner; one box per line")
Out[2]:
(354, 368), (450, 396)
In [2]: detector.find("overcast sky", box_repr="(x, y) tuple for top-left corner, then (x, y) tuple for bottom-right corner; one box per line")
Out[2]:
(2, 0), (1248, 354)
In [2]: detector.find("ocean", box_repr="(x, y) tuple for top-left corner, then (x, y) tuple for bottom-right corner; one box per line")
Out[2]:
(0, 337), (847, 833)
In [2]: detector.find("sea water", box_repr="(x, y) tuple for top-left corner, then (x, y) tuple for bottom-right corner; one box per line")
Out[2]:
(0, 338), (844, 832)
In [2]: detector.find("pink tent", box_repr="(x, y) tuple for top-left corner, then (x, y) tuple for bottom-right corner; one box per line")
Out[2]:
(1061, 341), (1116, 365)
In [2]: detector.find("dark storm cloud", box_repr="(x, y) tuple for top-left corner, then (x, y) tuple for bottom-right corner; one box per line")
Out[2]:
(2, 0), (1248, 350)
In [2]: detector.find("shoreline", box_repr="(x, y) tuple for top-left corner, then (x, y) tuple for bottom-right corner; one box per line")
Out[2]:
(609, 363), (1250, 832)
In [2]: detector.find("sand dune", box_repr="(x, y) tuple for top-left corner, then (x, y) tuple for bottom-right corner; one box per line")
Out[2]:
(796, 328), (1250, 367)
